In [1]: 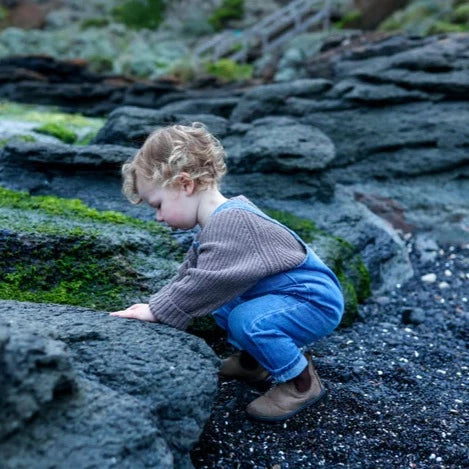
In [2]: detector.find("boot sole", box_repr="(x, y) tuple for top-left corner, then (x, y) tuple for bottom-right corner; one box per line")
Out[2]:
(246, 388), (328, 423)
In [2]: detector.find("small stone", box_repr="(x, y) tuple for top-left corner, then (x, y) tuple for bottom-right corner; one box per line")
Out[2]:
(375, 296), (390, 305)
(444, 269), (452, 277)
(421, 273), (436, 283)
(438, 281), (450, 289)
(401, 307), (426, 325)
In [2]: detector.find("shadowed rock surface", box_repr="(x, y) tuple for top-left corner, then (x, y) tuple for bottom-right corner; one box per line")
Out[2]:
(0, 300), (220, 469)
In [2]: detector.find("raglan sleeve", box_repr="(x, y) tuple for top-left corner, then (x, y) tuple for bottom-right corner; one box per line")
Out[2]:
(148, 209), (270, 330)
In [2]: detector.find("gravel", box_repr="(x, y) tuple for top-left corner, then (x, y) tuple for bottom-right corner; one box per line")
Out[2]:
(190, 236), (468, 468)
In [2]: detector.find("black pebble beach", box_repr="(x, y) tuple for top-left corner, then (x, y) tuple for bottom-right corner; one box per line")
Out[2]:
(191, 237), (468, 468)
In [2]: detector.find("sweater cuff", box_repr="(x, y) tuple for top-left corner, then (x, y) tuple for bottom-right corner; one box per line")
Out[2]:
(149, 290), (192, 330)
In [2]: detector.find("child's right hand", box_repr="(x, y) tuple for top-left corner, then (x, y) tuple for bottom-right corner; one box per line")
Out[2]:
(109, 303), (157, 322)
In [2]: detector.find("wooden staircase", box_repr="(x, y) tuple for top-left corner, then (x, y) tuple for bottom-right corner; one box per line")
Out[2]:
(194, 0), (333, 63)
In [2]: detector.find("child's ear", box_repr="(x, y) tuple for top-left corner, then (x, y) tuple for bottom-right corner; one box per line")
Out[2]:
(178, 172), (195, 195)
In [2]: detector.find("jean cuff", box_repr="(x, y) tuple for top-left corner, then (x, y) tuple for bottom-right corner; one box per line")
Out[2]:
(271, 353), (308, 383)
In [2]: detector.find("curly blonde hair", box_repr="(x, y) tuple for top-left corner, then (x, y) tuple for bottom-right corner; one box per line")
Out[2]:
(122, 122), (227, 204)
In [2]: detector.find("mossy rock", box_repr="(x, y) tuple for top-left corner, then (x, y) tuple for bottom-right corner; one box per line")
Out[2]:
(188, 208), (371, 340)
(0, 187), (184, 311)
(0, 101), (104, 145)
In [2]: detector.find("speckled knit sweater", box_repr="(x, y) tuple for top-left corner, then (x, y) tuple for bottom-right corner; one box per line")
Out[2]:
(149, 196), (306, 330)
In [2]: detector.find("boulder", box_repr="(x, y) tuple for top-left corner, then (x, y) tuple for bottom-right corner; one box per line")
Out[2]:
(0, 300), (219, 468)
(230, 79), (332, 122)
(93, 106), (229, 147)
(223, 117), (336, 174)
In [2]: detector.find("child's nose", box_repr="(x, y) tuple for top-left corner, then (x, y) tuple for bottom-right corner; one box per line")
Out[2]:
(156, 211), (163, 222)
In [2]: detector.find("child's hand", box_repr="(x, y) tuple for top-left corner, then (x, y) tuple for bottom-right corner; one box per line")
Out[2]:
(109, 303), (157, 322)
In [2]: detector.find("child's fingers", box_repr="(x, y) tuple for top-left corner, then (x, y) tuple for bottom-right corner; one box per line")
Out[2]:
(109, 311), (135, 318)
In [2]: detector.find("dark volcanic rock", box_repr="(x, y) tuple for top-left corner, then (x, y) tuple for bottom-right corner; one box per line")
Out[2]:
(223, 117), (335, 174)
(1, 141), (134, 168)
(93, 106), (229, 147)
(0, 300), (219, 469)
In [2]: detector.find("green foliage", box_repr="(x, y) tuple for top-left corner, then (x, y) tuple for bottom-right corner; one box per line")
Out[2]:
(0, 6), (9, 22)
(378, 0), (469, 35)
(204, 58), (252, 81)
(208, 0), (244, 31)
(87, 55), (114, 74)
(428, 20), (467, 33)
(81, 18), (111, 29)
(334, 9), (362, 29)
(34, 123), (77, 144)
(451, 4), (469, 23)
(112, 0), (166, 30)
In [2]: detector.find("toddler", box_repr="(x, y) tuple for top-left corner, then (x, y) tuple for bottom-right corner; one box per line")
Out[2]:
(110, 122), (344, 422)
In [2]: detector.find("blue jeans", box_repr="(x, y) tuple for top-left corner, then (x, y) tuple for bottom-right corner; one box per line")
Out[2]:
(212, 292), (341, 383)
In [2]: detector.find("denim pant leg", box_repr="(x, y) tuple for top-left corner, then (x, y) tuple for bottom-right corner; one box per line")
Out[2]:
(219, 293), (336, 383)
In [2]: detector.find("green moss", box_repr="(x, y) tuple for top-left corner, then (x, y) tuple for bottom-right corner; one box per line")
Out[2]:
(112, 0), (166, 30)
(204, 58), (252, 81)
(0, 235), (136, 310)
(0, 186), (170, 235)
(208, 0), (244, 31)
(18, 134), (37, 143)
(81, 18), (110, 29)
(0, 101), (104, 128)
(334, 9), (362, 29)
(34, 123), (77, 144)
(264, 209), (321, 243)
(0, 187), (184, 310)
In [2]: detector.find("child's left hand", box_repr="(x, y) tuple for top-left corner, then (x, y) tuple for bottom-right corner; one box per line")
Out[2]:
(109, 303), (157, 322)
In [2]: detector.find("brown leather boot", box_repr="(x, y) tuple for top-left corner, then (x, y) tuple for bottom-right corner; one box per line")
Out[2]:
(246, 352), (326, 422)
(219, 351), (271, 384)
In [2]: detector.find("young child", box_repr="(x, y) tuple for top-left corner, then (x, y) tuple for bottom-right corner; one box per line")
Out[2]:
(110, 122), (344, 422)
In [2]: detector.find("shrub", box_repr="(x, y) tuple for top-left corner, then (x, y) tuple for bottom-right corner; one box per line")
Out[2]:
(334, 9), (362, 29)
(112, 0), (166, 30)
(208, 0), (244, 31)
(204, 58), (252, 81)
(81, 18), (110, 29)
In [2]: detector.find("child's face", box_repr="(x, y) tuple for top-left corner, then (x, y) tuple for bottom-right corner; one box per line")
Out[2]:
(136, 175), (199, 230)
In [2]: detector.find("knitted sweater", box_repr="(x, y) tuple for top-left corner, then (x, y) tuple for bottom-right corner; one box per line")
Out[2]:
(149, 195), (306, 330)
